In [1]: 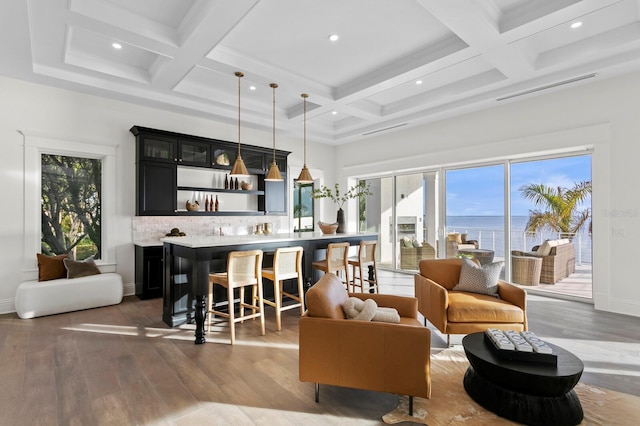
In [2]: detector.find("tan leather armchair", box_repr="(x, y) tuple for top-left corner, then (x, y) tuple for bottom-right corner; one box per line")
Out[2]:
(299, 273), (431, 415)
(414, 259), (527, 346)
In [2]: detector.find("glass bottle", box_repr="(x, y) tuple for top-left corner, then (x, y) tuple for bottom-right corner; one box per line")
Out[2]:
(224, 174), (229, 190)
(215, 195), (219, 212)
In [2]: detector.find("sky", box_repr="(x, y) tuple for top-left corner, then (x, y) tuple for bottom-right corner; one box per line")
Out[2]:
(446, 155), (592, 216)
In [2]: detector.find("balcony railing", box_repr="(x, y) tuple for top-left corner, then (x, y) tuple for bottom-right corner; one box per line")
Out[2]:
(447, 228), (592, 265)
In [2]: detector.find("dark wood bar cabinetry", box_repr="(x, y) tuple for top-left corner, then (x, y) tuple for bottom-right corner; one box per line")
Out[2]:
(134, 245), (164, 299)
(131, 126), (289, 216)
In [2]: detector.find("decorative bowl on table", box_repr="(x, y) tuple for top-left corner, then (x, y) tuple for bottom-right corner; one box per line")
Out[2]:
(318, 221), (338, 235)
(240, 181), (253, 190)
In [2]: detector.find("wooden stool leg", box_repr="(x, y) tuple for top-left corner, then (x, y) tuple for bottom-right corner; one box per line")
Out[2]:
(257, 280), (265, 336)
(274, 280), (282, 331)
(351, 264), (357, 292)
(239, 286), (245, 323)
(297, 274), (305, 315)
(228, 286), (235, 345)
(345, 267), (350, 293)
(251, 284), (258, 320)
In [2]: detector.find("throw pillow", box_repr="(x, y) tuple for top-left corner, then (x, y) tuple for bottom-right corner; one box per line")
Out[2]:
(63, 257), (101, 279)
(411, 238), (422, 248)
(343, 297), (377, 321)
(536, 240), (551, 256)
(342, 297), (401, 323)
(401, 237), (413, 248)
(37, 253), (68, 281)
(537, 239), (560, 256)
(452, 257), (503, 298)
(447, 233), (462, 244)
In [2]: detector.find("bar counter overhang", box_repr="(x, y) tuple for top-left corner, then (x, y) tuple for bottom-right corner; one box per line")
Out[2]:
(162, 232), (378, 344)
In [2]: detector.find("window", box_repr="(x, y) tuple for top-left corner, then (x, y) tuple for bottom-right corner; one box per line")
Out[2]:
(293, 181), (314, 232)
(22, 132), (116, 273)
(41, 154), (102, 260)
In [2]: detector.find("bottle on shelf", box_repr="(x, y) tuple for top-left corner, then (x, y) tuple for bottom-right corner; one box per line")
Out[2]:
(234, 177), (239, 190)
(215, 195), (219, 212)
(224, 174), (229, 190)
(205, 195), (210, 212)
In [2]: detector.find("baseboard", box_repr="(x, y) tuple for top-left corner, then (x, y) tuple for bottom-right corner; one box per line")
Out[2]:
(123, 282), (135, 297)
(603, 296), (640, 318)
(0, 298), (15, 315)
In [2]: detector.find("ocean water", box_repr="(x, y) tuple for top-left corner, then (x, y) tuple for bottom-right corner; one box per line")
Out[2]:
(446, 216), (592, 264)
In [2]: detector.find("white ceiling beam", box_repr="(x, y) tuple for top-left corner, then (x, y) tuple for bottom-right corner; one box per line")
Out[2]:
(416, 0), (536, 78)
(150, 0), (260, 90)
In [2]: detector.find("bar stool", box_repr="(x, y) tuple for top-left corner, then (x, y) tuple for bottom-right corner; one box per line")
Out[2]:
(261, 246), (304, 331)
(348, 240), (379, 293)
(208, 249), (265, 345)
(311, 242), (350, 291)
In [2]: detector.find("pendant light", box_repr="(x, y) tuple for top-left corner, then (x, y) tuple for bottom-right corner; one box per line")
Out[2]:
(230, 71), (249, 177)
(265, 83), (283, 181)
(296, 93), (314, 183)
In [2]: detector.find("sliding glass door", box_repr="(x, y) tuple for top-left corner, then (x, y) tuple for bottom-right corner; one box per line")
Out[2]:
(359, 150), (592, 299)
(445, 165), (505, 275)
(363, 172), (438, 271)
(509, 154), (592, 298)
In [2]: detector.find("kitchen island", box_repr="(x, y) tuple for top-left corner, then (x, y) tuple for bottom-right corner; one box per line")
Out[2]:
(161, 232), (378, 344)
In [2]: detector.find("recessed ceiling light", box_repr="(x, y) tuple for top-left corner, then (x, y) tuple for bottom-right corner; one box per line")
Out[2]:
(331, 111), (338, 115)
(570, 21), (582, 29)
(112, 42), (122, 49)
(416, 80), (423, 85)
(328, 34), (339, 42)
(249, 86), (256, 91)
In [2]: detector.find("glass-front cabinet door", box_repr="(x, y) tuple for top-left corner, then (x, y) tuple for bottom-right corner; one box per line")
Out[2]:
(140, 135), (177, 163)
(211, 146), (235, 167)
(178, 140), (209, 166)
(242, 150), (265, 172)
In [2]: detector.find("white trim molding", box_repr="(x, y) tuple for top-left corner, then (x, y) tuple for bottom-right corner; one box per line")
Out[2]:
(19, 130), (118, 273)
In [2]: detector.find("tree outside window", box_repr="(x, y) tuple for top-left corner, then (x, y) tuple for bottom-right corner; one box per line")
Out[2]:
(41, 154), (101, 260)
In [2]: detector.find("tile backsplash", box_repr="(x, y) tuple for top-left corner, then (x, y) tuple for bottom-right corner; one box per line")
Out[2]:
(132, 215), (290, 242)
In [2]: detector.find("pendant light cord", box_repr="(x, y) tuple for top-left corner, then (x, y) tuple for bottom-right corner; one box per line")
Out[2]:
(271, 83), (277, 164)
(303, 93), (308, 166)
(236, 71), (243, 158)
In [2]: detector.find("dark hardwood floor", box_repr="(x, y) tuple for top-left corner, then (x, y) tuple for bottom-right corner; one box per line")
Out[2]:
(1, 271), (639, 425)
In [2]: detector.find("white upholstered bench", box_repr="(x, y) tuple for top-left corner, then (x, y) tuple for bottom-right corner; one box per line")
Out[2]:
(15, 273), (123, 319)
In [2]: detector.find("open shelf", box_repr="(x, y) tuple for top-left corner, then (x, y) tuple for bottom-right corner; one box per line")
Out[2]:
(177, 186), (263, 195)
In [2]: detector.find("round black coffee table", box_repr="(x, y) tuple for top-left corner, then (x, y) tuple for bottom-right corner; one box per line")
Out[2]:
(462, 332), (584, 426)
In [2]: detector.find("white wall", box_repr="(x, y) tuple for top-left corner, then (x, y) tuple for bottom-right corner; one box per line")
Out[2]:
(335, 71), (640, 318)
(0, 76), (335, 314)
(4, 70), (639, 318)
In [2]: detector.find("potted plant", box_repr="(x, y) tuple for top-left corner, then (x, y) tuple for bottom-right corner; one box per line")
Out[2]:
(312, 182), (372, 233)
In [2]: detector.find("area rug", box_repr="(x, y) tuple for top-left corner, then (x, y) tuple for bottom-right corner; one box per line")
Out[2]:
(382, 346), (640, 425)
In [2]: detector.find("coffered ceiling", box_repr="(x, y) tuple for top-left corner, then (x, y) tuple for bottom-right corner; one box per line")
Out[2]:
(2, 0), (640, 144)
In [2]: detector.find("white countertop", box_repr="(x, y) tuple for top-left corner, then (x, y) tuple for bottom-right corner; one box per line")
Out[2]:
(156, 232), (377, 248)
(134, 240), (164, 247)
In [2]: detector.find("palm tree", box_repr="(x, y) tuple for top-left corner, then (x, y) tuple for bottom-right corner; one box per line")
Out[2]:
(520, 180), (591, 239)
